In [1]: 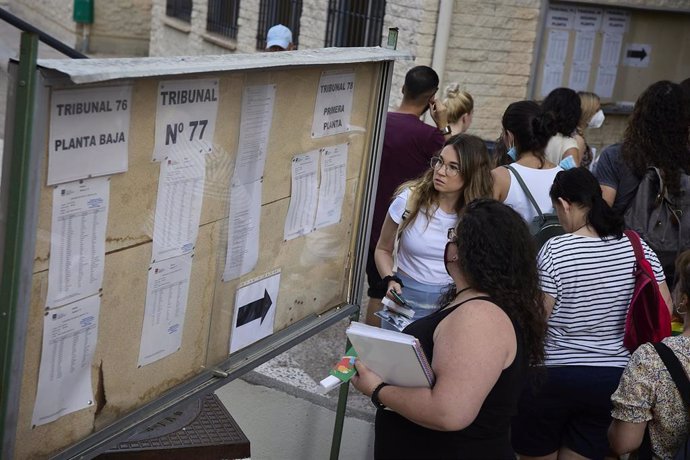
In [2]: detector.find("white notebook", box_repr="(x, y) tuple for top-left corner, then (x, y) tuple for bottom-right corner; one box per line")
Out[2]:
(346, 322), (435, 388)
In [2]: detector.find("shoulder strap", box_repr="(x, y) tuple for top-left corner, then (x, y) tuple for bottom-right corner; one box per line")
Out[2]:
(651, 342), (690, 408)
(503, 165), (544, 218)
(624, 230), (646, 263)
(392, 192), (413, 273)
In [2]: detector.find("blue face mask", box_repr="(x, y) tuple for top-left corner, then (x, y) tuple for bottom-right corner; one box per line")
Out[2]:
(507, 146), (517, 161)
(559, 155), (576, 170)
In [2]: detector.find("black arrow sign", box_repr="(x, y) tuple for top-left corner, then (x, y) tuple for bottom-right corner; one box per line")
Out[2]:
(236, 289), (273, 327)
(626, 48), (647, 61)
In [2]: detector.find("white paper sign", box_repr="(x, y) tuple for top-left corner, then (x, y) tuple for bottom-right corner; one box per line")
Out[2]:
(46, 177), (110, 309)
(315, 144), (348, 229)
(223, 179), (262, 282)
(48, 86), (131, 185)
(153, 78), (219, 162)
(595, 65), (619, 98)
(600, 33), (624, 66)
(138, 253), (193, 367)
(575, 7), (602, 32)
(32, 295), (100, 426)
(622, 43), (651, 68)
(568, 62), (592, 92)
(572, 30), (596, 64)
(229, 270), (280, 353)
(602, 9), (630, 34)
(546, 5), (575, 29)
(311, 71), (355, 138)
(284, 150), (319, 240)
(541, 63), (565, 97)
(151, 150), (206, 263)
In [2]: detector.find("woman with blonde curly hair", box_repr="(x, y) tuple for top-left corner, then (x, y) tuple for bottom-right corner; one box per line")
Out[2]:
(575, 91), (604, 169)
(443, 84), (474, 136)
(374, 133), (493, 328)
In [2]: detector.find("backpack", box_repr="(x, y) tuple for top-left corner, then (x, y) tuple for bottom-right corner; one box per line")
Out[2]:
(504, 165), (564, 248)
(622, 230), (671, 352)
(637, 342), (690, 460)
(624, 167), (690, 283)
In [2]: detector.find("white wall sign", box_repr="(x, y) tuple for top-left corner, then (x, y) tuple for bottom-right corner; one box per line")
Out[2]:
(602, 9), (630, 34)
(575, 7), (602, 32)
(311, 71), (355, 138)
(153, 78), (219, 162)
(48, 85), (132, 185)
(622, 43), (651, 68)
(229, 270), (281, 353)
(546, 5), (575, 29)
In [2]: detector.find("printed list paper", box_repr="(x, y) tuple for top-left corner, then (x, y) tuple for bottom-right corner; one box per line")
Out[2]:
(46, 177), (110, 309)
(32, 295), (100, 426)
(233, 85), (276, 184)
(284, 150), (319, 240)
(48, 85), (131, 185)
(151, 150), (206, 263)
(138, 252), (193, 367)
(315, 143), (348, 229)
(222, 179), (262, 282)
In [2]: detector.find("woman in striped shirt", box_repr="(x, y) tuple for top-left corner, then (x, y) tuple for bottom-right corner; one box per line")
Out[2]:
(511, 167), (673, 460)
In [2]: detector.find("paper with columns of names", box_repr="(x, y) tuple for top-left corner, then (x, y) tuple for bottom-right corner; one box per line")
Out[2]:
(541, 63), (564, 97)
(220, 84), (275, 281)
(284, 150), (319, 240)
(32, 295), (100, 426)
(222, 178), (262, 282)
(151, 149), (206, 263)
(46, 176), (110, 309)
(138, 253), (194, 367)
(47, 85), (131, 185)
(315, 143), (348, 229)
(311, 70), (355, 138)
(153, 78), (219, 162)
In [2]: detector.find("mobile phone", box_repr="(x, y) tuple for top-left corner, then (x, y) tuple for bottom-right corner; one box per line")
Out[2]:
(389, 289), (408, 306)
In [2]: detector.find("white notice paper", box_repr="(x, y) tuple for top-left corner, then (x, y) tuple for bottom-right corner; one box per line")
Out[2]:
(575, 7), (602, 32)
(602, 9), (630, 34)
(138, 253), (194, 367)
(234, 85), (277, 185)
(594, 65), (618, 98)
(153, 78), (219, 162)
(315, 144), (348, 229)
(546, 5), (575, 29)
(32, 295), (100, 426)
(229, 270), (280, 353)
(568, 62), (591, 92)
(572, 31), (596, 64)
(284, 150), (319, 240)
(541, 63), (565, 97)
(545, 29), (570, 64)
(222, 179), (262, 282)
(48, 85), (131, 185)
(311, 71), (355, 138)
(622, 43), (651, 68)
(151, 150), (206, 262)
(600, 33), (624, 66)
(46, 177), (110, 309)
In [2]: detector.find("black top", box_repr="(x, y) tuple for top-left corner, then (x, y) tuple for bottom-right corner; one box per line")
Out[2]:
(374, 296), (527, 460)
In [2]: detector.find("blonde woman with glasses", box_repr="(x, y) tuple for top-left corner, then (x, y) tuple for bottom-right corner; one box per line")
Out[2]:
(373, 134), (493, 329)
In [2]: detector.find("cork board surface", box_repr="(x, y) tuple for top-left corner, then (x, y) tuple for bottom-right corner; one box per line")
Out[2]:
(16, 60), (383, 458)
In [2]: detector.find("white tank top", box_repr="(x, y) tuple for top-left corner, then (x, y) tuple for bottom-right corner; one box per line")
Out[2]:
(504, 163), (563, 222)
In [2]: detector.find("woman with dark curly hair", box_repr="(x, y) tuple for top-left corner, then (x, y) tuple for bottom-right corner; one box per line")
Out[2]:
(594, 80), (690, 214)
(352, 199), (547, 459)
(542, 87), (583, 168)
(512, 168), (672, 460)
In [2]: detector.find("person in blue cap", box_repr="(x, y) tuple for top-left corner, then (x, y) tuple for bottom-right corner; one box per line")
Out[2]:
(266, 24), (295, 51)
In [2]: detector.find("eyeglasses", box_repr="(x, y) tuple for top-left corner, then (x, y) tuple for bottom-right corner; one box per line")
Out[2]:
(430, 156), (460, 177)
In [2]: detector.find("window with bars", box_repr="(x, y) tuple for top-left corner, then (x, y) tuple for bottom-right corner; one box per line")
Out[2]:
(207, 0), (240, 39)
(325, 0), (386, 47)
(166, 0), (192, 22)
(256, 0), (302, 50)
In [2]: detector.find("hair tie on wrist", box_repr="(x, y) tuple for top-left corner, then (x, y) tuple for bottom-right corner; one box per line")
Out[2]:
(380, 275), (403, 288)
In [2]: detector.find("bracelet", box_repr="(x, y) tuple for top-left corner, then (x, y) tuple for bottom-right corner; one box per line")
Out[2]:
(380, 275), (403, 288)
(371, 382), (390, 409)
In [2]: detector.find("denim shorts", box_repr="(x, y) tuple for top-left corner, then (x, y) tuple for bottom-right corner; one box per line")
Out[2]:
(511, 365), (624, 459)
(380, 271), (448, 331)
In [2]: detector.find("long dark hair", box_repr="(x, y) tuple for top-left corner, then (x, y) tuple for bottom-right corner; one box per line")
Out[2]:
(549, 168), (624, 239)
(542, 87), (582, 136)
(621, 80), (690, 196)
(443, 199), (546, 367)
(502, 100), (557, 164)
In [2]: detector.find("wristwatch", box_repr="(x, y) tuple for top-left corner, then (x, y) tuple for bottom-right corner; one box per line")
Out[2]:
(371, 382), (390, 409)
(441, 125), (452, 135)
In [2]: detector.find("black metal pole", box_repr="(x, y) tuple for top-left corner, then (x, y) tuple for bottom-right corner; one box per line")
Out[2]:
(0, 7), (88, 59)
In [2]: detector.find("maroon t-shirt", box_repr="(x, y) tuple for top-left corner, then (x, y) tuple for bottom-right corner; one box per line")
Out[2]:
(368, 112), (444, 249)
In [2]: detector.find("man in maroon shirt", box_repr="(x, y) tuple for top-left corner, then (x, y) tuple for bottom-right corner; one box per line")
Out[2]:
(365, 65), (450, 325)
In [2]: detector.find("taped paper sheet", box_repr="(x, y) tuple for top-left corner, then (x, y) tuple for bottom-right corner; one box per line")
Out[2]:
(284, 150), (319, 240)
(222, 179), (262, 281)
(311, 70), (355, 138)
(315, 143), (348, 229)
(229, 270), (281, 353)
(233, 84), (276, 184)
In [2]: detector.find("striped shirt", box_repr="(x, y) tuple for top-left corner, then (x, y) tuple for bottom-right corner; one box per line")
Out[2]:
(539, 233), (665, 368)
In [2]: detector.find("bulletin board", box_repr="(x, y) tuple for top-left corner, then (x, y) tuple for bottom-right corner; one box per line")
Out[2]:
(1, 48), (405, 459)
(532, 2), (690, 103)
